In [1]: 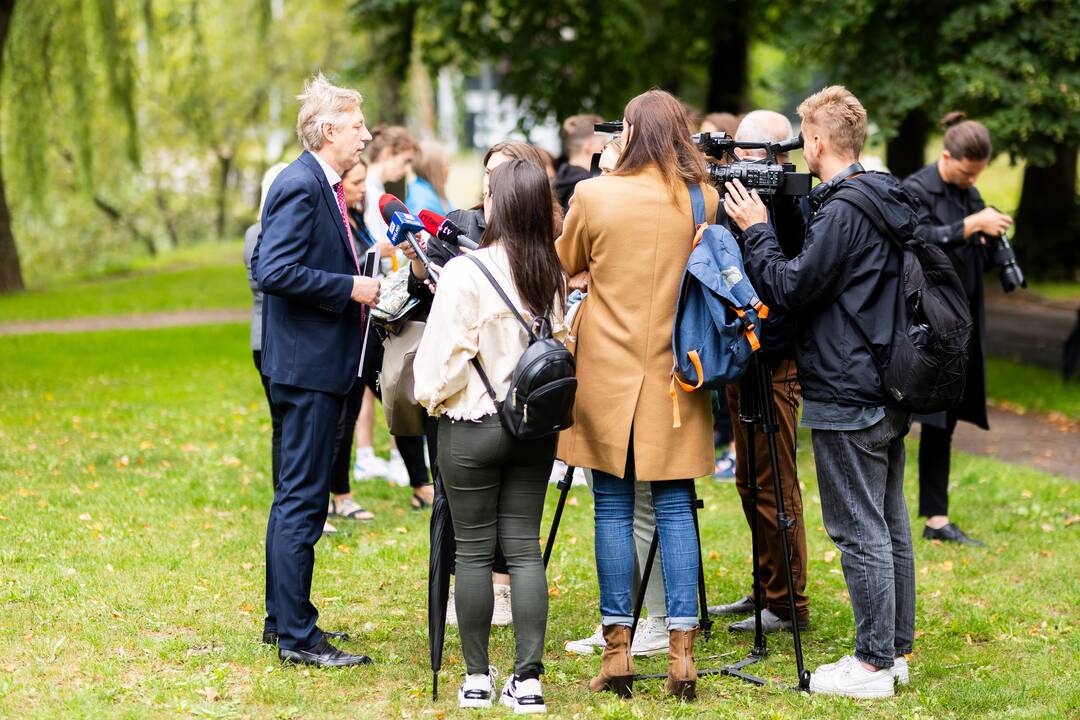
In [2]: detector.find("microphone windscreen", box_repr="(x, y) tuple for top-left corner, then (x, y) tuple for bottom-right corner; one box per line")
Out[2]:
(417, 209), (446, 236)
(379, 194), (409, 224)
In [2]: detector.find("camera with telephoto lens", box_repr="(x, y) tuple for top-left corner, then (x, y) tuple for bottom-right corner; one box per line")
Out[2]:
(990, 231), (1026, 293)
(695, 132), (812, 196)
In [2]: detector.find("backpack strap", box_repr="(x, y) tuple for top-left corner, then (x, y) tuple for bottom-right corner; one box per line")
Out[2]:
(462, 253), (537, 407)
(669, 183), (711, 429)
(688, 183), (708, 249)
(829, 183), (903, 398)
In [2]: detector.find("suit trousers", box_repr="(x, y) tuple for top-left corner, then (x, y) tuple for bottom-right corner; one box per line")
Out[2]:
(726, 357), (810, 621)
(917, 414), (959, 518)
(265, 381), (345, 650)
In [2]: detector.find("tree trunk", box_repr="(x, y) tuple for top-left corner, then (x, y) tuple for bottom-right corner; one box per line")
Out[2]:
(704, 3), (749, 113)
(93, 194), (156, 256)
(1012, 143), (1079, 281)
(216, 150), (233, 240)
(886, 112), (929, 180)
(0, 0), (25, 294)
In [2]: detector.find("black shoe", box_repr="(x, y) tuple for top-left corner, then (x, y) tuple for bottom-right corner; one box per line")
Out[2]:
(262, 628), (351, 645)
(923, 522), (985, 546)
(278, 638), (372, 667)
(727, 608), (809, 633)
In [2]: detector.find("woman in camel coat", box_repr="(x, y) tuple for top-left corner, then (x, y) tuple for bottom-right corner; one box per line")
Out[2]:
(555, 89), (719, 701)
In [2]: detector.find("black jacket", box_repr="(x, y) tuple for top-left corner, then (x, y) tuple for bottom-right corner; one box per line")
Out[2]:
(903, 162), (990, 429)
(406, 207), (485, 312)
(725, 193), (807, 361)
(554, 164), (591, 212)
(744, 172), (917, 406)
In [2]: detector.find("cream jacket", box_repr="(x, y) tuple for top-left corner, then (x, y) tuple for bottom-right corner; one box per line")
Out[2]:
(413, 243), (567, 420)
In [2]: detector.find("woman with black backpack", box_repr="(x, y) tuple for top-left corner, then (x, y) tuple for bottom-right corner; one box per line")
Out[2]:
(414, 159), (567, 714)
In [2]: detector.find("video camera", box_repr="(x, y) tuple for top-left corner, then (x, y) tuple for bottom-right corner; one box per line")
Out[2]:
(592, 121), (811, 196)
(695, 132), (811, 196)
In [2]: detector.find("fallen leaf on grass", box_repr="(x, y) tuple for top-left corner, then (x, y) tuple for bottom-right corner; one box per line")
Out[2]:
(221, 456), (241, 467)
(336, 544), (350, 553)
(823, 550), (836, 563)
(116, 455), (130, 468)
(1063, 515), (1080, 527)
(78, 513), (92, 521)
(395, 527), (408, 534)
(241, 563), (253, 571)
(197, 687), (219, 702)
(940, 560), (954, 572)
(1041, 524), (1055, 533)
(190, 539), (201, 549)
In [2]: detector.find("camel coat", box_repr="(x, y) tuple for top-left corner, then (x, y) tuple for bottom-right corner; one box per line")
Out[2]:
(556, 166), (719, 481)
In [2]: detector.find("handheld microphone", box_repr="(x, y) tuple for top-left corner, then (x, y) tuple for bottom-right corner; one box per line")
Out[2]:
(417, 210), (480, 251)
(378, 194), (440, 282)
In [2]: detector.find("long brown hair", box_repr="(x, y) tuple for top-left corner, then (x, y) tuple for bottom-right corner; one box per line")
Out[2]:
(366, 125), (418, 162)
(413, 140), (450, 200)
(941, 112), (991, 161)
(481, 159), (566, 317)
(614, 89), (707, 191)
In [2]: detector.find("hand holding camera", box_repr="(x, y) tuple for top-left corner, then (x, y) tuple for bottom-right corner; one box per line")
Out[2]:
(722, 179), (769, 231)
(967, 206), (1013, 240)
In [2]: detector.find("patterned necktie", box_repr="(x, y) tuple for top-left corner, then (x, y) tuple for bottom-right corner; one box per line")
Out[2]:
(334, 181), (361, 272)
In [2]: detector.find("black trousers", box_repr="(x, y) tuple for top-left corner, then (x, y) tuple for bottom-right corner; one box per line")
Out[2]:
(253, 351), (283, 488)
(328, 334), (431, 494)
(918, 414), (959, 517)
(265, 382), (344, 650)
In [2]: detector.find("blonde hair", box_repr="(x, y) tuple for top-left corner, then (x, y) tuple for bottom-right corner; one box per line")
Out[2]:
(561, 114), (603, 155)
(797, 85), (867, 161)
(295, 73), (363, 152)
(413, 140), (450, 201)
(258, 162), (289, 217)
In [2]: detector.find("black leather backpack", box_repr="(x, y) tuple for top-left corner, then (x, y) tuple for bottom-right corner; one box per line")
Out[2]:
(465, 254), (577, 440)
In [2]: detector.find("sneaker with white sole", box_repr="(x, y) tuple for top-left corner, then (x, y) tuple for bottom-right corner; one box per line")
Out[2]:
(565, 624), (605, 655)
(810, 655), (895, 699)
(491, 584), (513, 626)
(892, 655), (910, 686)
(458, 666), (497, 709)
(500, 675), (546, 714)
(352, 447), (389, 481)
(387, 449), (410, 487)
(631, 616), (669, 657)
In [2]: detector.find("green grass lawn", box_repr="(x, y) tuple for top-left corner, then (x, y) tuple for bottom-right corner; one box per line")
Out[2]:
(986, 357), (1080, 421)
(1, 323), (1077, 719)
(0, 241), (250, 323)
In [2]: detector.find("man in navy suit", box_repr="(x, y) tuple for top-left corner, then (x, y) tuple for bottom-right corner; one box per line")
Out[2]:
(251, 74), (380, 667)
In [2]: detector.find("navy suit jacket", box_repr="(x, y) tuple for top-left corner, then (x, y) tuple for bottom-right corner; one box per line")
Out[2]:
(251, 151), (364, 395)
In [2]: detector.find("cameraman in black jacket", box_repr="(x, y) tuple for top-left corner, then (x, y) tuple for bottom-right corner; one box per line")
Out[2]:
(709, 110), (812, 636)
(725, 86), (917, 699)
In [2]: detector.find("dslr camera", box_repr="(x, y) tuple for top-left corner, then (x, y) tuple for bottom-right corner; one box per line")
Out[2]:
(990, 231), (1026, 293)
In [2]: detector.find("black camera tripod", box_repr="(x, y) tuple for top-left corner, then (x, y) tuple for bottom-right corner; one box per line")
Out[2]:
(718, 353), (811, 692)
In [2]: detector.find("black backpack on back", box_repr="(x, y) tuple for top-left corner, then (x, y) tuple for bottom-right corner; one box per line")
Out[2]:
(465, 254), (577, 439)
(832, 184), (973, 414)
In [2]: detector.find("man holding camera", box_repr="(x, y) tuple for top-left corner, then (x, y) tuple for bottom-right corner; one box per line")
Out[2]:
(724, 86), (917, 699)
(710, 110), (811, 635)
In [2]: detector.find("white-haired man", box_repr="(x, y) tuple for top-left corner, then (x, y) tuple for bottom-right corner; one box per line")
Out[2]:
(710, 110), (812, 635)
(251, 73), (379, 667)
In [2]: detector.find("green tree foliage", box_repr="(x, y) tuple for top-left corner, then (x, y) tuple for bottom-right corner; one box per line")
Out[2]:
(777, 0), (1080, 280)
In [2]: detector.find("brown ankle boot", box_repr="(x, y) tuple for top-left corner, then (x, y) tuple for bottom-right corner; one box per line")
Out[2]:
(665, 626), (698, 700)
(588, 624), (633, 697)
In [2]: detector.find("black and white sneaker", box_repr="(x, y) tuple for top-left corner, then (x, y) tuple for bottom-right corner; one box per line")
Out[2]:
(458, 666), (497, 709)
(500, 675), (546, 714)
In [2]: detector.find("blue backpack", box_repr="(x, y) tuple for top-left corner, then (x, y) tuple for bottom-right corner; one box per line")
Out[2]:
(669, 184), (769, 427)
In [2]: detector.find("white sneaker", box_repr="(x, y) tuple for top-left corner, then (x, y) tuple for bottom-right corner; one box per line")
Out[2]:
(387, 449), (410, 487)
(491, 584), (513, 626)
(810, 655), (895, 699)
(446, 585), (458, 626)
(500, 675), (546, 714)
(631, 616), (669, 657)
(892, 655), (910, 686)
(458, 666), (497, 709)
(565, 624), (605, 655)
(352, 447), (389, 481)
(322, 520), (337, 535)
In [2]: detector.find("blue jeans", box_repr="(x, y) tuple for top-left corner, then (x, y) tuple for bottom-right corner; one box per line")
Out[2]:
(592, 460), (700, 631)
(811, 407), (916, 668)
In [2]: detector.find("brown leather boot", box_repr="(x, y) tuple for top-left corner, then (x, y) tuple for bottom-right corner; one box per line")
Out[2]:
(588, 624), (633, 697)
(665, 626), (698, 700)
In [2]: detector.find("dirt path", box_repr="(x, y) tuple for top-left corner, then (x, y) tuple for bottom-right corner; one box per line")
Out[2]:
(0, 308), (249, 336)
(912, 406), (1080, 481)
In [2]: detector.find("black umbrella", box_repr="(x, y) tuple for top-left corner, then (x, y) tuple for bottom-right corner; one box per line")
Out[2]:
(428, 467), (455, 700)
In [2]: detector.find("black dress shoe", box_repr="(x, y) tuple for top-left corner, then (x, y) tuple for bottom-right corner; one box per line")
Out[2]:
(262, 628), (351, 645)
(279, 638), (372, 667)
(923, 522), (984, 546)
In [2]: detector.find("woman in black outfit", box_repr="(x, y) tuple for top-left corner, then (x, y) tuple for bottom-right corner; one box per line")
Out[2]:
(903, 113), (1013, 546)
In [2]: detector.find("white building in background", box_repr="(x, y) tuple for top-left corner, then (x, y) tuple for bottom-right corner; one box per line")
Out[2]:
(437, 64), (560, 156)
